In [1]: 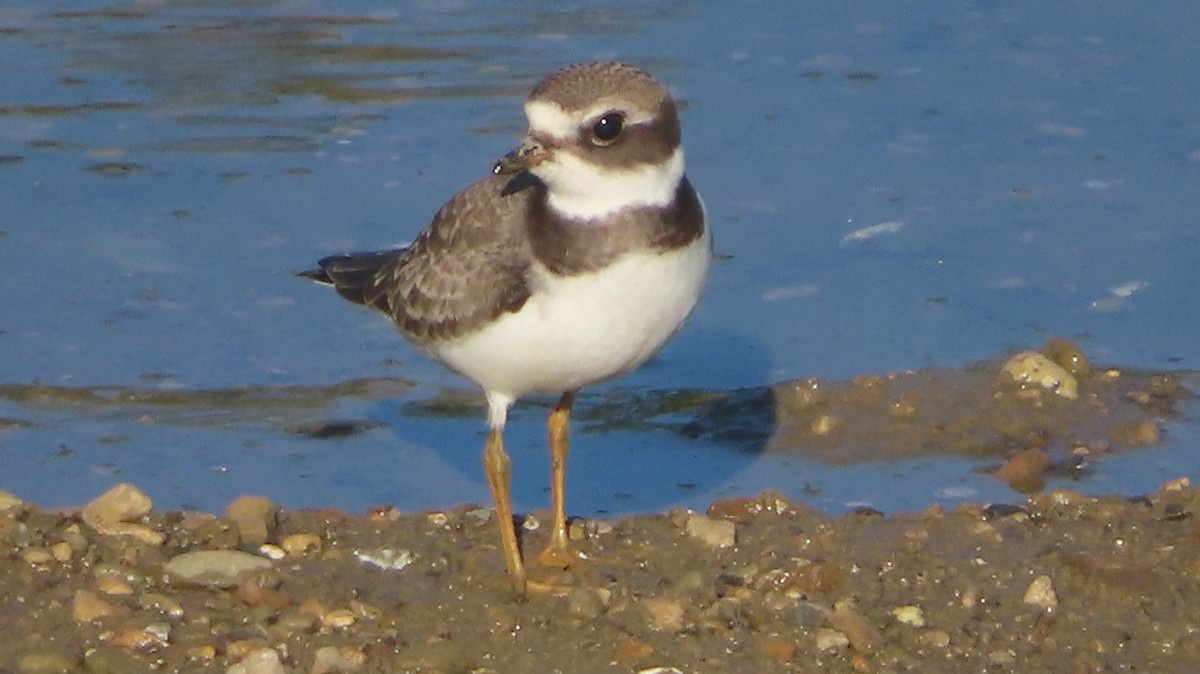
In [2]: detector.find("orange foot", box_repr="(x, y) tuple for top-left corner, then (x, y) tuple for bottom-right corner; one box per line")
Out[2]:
(535, 542), (589, 569)
(515, 543), (594, 596)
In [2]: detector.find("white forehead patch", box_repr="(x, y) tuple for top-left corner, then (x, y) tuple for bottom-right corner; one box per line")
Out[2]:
(524, 100), (577, 142)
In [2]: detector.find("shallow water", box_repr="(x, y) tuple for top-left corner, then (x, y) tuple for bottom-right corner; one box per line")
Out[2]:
(1, 1), (1197, 513)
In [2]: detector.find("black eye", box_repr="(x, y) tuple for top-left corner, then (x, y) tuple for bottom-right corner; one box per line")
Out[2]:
(591, 112), (625, 145)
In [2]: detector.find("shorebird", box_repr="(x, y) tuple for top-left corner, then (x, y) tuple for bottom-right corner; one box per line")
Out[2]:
(299, 62), (709, 593)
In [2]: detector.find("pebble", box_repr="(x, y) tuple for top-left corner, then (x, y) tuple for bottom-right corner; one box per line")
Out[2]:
(192, 518), (240, 549)
(778, 560), (846, 596)
(311, 644), (367, 673)
(349, 599), (384, 621)
(259, 543), (286, 560)
(668, 508), (691, 529)
(1044, 489), (1095, 508)
(138, 592), (185, 618)
(810, 413), (841, 435)
(20, 547), (53, 565)
(186, 644), (217, 661)
(82, 483), (153, 530)
(297, 597), (328, 618)
(684, 514), (736, 549)
(1023, 574), (1059, 610)
(60, 524), (88, 554)
(111, 625), (168, 650)
(353, 547), (414, 571)
(367, 505), (402, 523)
(95, 521), (165, 545)
(815, 627), (850, 651)
(228, 639), (272, 659)
(225, 495), (277, 545)
(569, 517), (614, 540)
(95, 574), (135, 596)
(50, 541), (74, 562)
(989, 649), (1016, 665)
(1161, 476), (1190, 491)
(892, 604), (925, 627)
(72, 589), (124, 622)
(1107, 419), (1161, 446)
(1042, 336), (1091, 376)
(16, 652), (73, 674)
(919, 630), (952, 648)
(1000, 351), (1078, 399)
(827, 603), (882, 652)
(275, 609), (319, 634)
(179, 511), (218, 530)
(227, 647), (286, 674)
(321, 608), (357, 629)
(0, 489), (23, 510)
(164, 549), (272, 589)
(707, 496), (765, 520)
(641, 596), (685, 631)
(464, 507), (492, 526)
(281, 532), (323, 555)
(993, 447), (1051, 492)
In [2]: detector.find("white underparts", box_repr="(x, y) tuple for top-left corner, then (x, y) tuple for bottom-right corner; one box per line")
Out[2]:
(431, 224), (711, 430)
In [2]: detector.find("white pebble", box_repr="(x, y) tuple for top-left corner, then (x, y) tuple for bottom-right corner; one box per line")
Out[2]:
(1023, 574), (1059, 610)
(892, 604), (925, 627)
(815, 628), (850, 651)
(684, 514), (736, 549)
(353, 548), (414, 571)
(226, 647), (285, 674)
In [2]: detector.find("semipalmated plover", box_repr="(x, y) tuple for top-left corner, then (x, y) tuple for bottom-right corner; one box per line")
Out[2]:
(300, 62), (710, 593)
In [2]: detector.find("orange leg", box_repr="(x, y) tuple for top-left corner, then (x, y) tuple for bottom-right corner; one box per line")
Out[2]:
(483, 427), (526, 593)
(536, 391), (585, 569)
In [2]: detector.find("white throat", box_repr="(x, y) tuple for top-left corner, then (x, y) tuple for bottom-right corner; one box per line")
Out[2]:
(537, 147), (685, 221)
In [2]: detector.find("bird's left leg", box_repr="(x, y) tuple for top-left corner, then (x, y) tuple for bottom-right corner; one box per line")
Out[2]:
(536, 390), (587, 568)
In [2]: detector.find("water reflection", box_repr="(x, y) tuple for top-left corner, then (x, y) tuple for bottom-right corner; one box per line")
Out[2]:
(1, 355), (1192, 512)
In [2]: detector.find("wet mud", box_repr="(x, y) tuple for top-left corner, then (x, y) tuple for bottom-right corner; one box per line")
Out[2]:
(5, 481), (1200, 673)
(3, 339), (1198, 672)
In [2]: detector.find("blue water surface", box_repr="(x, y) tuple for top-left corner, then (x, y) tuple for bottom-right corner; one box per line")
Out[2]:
(1, 1), (1197, 514)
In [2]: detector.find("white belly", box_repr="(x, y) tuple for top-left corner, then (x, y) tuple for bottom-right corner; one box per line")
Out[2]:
(430, 229), (710, 403)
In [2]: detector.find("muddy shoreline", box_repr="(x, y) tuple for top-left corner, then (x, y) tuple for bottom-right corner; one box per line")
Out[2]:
(6, 340), (1200, 673)
(6, 480), (1199, 673)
